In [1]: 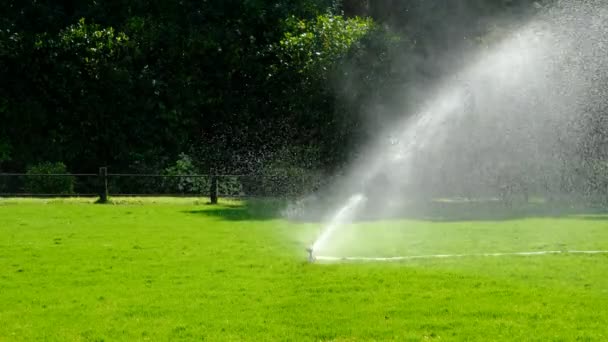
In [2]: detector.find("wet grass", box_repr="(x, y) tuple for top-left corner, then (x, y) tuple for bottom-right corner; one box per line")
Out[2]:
(1, 198), (607, 341)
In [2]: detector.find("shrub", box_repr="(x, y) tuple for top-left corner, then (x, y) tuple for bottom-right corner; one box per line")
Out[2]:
(217, 176), (244, 197)
(163, 153), (208, 194)
(25, 162), (74, 194)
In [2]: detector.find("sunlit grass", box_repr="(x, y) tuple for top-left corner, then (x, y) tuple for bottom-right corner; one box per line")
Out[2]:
(0, 199), (607, 340)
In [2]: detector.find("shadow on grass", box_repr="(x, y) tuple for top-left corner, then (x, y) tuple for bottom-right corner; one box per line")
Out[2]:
(183, 198), (608, 223)
(570, 215), (608, 221)
(183, 199), (286, 221)
(360, 201), (608, 222)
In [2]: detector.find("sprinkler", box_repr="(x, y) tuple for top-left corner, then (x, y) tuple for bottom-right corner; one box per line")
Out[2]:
(306, 247), (315, 263)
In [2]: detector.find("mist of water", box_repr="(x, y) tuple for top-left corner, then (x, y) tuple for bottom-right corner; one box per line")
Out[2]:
(307, 1), (608, 258)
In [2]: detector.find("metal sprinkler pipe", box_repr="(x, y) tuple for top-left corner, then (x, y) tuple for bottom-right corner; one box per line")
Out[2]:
(306, 247), (315, 263)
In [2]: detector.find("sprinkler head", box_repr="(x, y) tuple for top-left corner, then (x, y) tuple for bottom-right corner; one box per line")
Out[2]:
(306, 247), (315, 263)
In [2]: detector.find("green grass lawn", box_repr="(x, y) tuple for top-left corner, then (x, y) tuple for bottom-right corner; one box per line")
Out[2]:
(1, 198), (608, 341)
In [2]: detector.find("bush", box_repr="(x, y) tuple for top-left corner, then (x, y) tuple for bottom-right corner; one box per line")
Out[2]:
(163, 153), (208, 194)
(25, 162), (74, 194)
(217, 176), (244, 197)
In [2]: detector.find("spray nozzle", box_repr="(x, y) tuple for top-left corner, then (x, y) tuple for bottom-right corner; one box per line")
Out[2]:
(306, 247), (315, 263)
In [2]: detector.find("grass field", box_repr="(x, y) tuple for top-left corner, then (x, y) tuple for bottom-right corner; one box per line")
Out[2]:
(1, 198), (608, 341)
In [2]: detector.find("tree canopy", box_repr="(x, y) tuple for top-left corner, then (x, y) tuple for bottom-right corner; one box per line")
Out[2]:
(0, 0), (577, 178)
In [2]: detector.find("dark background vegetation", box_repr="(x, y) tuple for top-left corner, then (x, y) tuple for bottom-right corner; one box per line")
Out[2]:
(0, 0), (582, 181)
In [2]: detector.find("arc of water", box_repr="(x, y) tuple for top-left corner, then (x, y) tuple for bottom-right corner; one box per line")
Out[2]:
(310, 193), (366, 255)
(309, 21), (555, 258)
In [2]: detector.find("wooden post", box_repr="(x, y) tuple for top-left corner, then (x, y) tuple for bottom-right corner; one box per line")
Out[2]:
(98, 167), (108, 203)
(209, 171), (218, 205)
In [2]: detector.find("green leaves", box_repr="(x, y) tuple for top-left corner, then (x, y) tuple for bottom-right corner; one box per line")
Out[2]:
(25, 161), (74, 194)
(52, 18), (130, 72)
(0, 1), (380, 174)
(275, 14), (374, 77)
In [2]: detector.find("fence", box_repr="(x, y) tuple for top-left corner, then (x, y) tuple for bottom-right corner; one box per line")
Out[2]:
(0, 167), (326, 203)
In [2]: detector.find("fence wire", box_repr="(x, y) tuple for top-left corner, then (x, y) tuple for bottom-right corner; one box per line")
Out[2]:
(0, 172), (326, 199)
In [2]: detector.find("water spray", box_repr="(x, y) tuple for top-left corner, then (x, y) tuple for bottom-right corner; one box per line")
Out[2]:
(300, 1), (608, 261)
(310, 193), (366, 257)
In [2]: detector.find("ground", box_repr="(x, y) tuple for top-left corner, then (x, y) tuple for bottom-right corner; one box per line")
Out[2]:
(1, 198), (607, 341)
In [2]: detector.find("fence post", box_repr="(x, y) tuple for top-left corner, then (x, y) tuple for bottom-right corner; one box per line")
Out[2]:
(98, 167), (108, 203)
(209, 170), (218, 205)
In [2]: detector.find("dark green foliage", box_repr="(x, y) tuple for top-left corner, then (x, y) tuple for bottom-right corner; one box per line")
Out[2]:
(1, 0), (588, 188)
(0, 0), (348, 174)
(217, 176), (244, 197)
(0, 140), (10, 164)
(24, 162), (74, 194)
(239, 147), (326, 197)
(163, 153), (208, 195)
